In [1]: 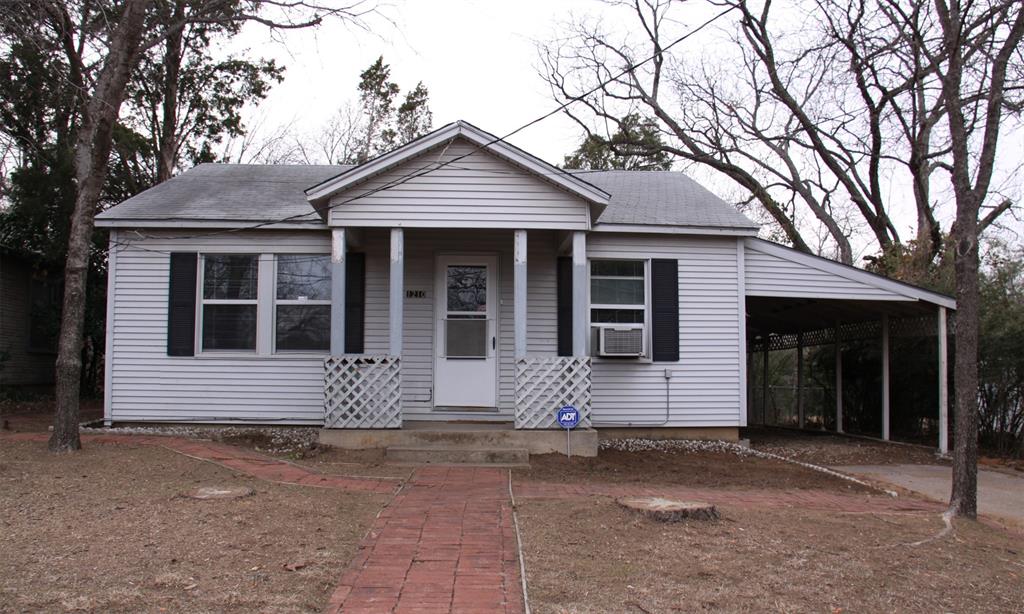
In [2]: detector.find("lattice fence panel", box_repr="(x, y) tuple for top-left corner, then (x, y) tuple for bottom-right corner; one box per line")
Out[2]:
(515, 356), (592, 429)
(324, 355), (401, 429)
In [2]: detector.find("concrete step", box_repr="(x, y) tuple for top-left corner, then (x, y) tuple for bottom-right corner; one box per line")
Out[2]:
(385, 446), (529, 465)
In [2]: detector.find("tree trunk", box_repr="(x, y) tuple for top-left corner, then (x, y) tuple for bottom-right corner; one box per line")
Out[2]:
(50, 0), (152, 453)
(156, 1), (184, 183)
(949, 200), (980, 518)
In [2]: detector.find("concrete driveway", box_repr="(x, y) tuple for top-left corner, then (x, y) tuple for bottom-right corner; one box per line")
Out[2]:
(835, 463), (1024, 528)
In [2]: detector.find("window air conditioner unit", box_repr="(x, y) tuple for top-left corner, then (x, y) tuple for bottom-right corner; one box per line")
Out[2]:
(598, 325), (645, 357)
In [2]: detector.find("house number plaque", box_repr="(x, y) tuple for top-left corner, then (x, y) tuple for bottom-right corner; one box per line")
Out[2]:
(405, 290), (426, 299)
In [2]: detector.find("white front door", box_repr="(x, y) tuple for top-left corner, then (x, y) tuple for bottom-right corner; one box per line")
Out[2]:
(433, 254), (498, 408)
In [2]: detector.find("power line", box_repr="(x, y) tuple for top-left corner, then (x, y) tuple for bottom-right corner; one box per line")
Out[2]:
(109, 7), (734, 255)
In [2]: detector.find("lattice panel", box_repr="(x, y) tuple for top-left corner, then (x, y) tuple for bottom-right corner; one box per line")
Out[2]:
(514, 357), (592, 429)
(324, 355), (401, 429)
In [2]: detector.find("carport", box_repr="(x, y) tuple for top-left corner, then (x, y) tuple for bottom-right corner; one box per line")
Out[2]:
(742, 239), (954, 453)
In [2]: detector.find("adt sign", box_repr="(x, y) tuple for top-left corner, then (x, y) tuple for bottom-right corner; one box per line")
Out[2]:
(557, 405), (580, 429)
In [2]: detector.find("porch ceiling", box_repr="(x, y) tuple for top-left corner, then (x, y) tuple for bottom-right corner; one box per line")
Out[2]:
(746, 296), (939, 336)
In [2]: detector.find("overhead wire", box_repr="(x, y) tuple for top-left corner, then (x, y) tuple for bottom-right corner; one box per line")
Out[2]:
(106, 7), (734, 256)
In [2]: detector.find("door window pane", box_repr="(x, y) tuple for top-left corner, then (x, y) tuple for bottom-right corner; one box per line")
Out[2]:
(202, 304), (257, 350)
(446, 318), (487, 357)
(276, 305), (330, 351)
(447, 265), (487, 313)
(204, 255), (258, 300)
(277, 255), (331, 300)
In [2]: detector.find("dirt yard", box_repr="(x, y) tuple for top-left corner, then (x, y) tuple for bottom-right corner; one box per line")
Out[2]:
(0, 439), (386, 613)
(517, 497), (1024, 614)
(744, 427), (943, 466)
(519, 448), (871, 492)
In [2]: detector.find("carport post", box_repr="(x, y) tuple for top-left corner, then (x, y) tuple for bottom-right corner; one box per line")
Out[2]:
(762, 342), (769, 425)
(938, 307), (949, 454)
(835, 323), (843, 434)
(796, 332), (804, 429)
(882, 314), (890, 441)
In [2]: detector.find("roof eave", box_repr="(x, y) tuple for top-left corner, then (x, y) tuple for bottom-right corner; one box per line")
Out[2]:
(744, 237), (957, 310)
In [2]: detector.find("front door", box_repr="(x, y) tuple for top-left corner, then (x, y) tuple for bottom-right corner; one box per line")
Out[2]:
(433, 254), (498, 408)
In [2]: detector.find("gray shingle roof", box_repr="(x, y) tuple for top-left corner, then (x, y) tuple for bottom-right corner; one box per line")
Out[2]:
(97, 163), (758, 230)
(577, 170), (758, 229)
(96, 163), (350, 224)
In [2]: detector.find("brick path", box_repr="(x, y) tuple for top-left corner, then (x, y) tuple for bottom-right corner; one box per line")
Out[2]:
(1, 432), (397, 494)
(325, 466), (523, 614)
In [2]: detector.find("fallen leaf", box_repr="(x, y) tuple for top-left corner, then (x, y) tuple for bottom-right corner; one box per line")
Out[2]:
(283, 561), (308, 572)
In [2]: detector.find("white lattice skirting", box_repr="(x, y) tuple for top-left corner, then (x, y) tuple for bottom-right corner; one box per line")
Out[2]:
(514, 356), (592, 429)
(324, 355), (401, 429)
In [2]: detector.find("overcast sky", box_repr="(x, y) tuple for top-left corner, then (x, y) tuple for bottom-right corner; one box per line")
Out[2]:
(230, 0), (664, 164)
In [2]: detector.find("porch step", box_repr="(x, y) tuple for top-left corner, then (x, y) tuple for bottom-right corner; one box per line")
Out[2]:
(385, 446), (529, 465)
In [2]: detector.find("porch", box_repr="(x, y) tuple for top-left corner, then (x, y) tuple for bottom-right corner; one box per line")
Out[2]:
(321, 227), (592, 431)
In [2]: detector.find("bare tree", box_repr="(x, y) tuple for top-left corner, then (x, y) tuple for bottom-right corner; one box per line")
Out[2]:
(541, 0), (1023, 517)
(0, 0), (376, 452)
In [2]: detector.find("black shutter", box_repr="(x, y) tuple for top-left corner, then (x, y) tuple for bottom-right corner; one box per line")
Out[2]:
(344, 252), (365, 354)
(557, 256), (573, 356)
(650, 259), (679, 362)
(167, 252), (198, 356)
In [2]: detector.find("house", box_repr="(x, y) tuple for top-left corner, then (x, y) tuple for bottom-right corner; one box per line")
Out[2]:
(0, 245), (59, 392)
(94, 121), (954, 455)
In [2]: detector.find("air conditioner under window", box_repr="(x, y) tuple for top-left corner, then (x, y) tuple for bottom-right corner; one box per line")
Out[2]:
(598, 325), (645, 357)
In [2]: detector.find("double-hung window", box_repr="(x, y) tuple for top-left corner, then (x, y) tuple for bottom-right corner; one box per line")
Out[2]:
(201, 254), (259, 351)
(590, 260), (646, 324)
(275, 254), (331, 351)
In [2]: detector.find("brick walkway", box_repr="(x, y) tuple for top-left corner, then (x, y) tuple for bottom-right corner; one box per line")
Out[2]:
(1, 432), (397, 494)
(325, 466), (523, 614)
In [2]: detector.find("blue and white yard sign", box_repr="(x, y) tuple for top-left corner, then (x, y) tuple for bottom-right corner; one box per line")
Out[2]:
(557, 405), (580, 429)
(557, 405), (580, 457)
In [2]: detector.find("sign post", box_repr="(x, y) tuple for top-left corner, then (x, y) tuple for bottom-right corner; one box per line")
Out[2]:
(556, 405), (580, 457)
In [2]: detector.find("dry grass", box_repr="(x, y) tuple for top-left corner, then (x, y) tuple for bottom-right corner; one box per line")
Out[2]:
(0, 440), (386, 613)
(517, 497), (1024, 614)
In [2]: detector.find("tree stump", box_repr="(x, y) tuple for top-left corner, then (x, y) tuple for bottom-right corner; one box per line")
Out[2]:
(182, 486), (255, 500)
(617, 496), (719, 522)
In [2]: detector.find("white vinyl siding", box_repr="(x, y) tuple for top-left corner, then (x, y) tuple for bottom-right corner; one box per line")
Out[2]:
(327, 139), (590, 230)
(587, 234), (744, 427)
(744, 244), (899, 300)
(361, 228), (559, 420)
(107, 230), (330, 424)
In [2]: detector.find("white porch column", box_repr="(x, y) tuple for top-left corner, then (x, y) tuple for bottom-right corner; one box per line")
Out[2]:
(389, 228), (404, 356)
(330, 229), (346, 355)
(796, 332), (804, 429)
(882, 313), (890, 441)
(835, 323), (843, 434)
(571, 231), (587, 356)
(513, 230), (528, 358)
(938, 306), (949, 454)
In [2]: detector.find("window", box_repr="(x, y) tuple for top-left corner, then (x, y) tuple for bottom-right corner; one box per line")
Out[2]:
(275, 254), (331, 351)
(201, 254), (258, 351)
(444, 264), (488, 358)
(590, 260), (646, 324)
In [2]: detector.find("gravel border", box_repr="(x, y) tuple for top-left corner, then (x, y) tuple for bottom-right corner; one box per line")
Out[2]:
(80, 424), (320, 455)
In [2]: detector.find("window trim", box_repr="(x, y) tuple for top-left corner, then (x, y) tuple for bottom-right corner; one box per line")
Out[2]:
(196, 253), (260, 354)
(588, 257), (653, 359)
(272, 253), (332, 354)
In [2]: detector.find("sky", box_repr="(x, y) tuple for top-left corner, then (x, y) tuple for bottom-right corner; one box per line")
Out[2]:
(225, 0), (1022, 257)
(229, 0), (611, 164)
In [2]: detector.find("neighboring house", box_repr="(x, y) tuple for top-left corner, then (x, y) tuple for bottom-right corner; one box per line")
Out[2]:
(0, 246), (59, 391)
(94, 121), (954, 451)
